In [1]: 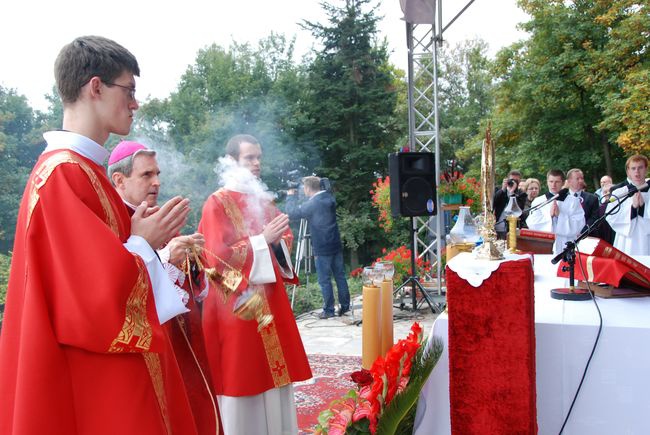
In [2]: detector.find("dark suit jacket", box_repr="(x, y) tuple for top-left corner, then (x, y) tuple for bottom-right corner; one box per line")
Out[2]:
(285, 191), (343, 256)
(577, 191), (599, 235)
(493, 188), (527, 223)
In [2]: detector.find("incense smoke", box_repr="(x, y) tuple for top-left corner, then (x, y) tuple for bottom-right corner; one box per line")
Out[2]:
(214, 156), (276, 231)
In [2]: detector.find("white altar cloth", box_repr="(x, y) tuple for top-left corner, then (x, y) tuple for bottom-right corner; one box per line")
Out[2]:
(414, 255), (650, 435)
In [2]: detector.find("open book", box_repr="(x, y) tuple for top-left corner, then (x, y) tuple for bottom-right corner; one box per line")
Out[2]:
(557, 237), (650, 293)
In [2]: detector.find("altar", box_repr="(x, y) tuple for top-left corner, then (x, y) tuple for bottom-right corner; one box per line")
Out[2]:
(413, 255), (650, 435)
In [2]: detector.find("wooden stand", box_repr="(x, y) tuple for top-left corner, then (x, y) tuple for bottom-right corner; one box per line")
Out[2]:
(576, 281), (650, 298)
(516, 230), (554, 254)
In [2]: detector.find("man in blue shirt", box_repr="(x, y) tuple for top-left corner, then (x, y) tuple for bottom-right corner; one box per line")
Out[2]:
(286, 176), (350, 319)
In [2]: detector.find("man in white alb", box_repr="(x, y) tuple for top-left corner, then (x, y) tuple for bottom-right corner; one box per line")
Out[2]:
(606, 154), (650, 255)
(526, 169), (597, 254)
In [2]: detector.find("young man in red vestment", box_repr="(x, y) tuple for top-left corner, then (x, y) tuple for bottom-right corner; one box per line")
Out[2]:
(108, 140), (221, 434)
(0, 36), (219, 435)
(199, 134), (312, 434)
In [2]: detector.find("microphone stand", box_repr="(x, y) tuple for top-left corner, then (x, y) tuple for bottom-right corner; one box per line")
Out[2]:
(549, 191), (631, 300)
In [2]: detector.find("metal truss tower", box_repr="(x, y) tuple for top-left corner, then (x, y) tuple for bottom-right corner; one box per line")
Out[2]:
(402, 0), (475, 304)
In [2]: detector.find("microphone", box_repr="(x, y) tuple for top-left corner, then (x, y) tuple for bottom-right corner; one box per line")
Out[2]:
(609, 180), (650, 202)
(626, 180), (649, 194)
(528, 188), (569, 213)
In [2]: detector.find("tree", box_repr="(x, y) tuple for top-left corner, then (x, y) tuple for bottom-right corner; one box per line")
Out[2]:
(436, 39), (495, 177)
(489, 0), (646, 186)
(136, 35), (310, 231)
(578, 0), (650, 155)
(299, 0), (404, 262)
(0, 87), (45, 252)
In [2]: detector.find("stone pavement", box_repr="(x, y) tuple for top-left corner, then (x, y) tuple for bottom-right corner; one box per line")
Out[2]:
(296, 294), (441, 356)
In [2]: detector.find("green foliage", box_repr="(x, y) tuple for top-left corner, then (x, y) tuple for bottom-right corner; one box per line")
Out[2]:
(581, 1), (650, 154)
(488, 0), (646, 185)
(437, 39), (495, 168)
(290, 275), (363, 316)
(2, 0), (645, 272)
(337, 207), (376, 251)
(290, 277), (324, 315)
(299, 0), (404, 218)
(137, 34), (312, 199)
(376, 338), (444, 434)
(0, 86), (47, 252)
(0, 252), (10, 304)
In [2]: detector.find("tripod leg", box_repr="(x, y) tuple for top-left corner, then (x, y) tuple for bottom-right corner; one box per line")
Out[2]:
(393, 279), (409, 309)
(414, 279), (437, 314)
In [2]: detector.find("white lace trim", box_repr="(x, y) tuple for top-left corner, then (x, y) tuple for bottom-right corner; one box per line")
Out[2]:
(163, 262), (189, 304)
(447, 252), (533, 287)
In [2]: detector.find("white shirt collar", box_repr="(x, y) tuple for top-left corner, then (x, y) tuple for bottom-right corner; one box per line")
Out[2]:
(42, 131), (109, 165)
(569, 189), (582, 196)
(627, 177), (646, 188)
(123, 200), (138, 210)
(311, 190), (326, 198)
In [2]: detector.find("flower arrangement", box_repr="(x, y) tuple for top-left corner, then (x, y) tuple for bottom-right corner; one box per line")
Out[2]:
(374, 246), (431, 283)
(370, 176), (393, 231)
(439, 161), (481, 213)
(313, 323), (443, 434)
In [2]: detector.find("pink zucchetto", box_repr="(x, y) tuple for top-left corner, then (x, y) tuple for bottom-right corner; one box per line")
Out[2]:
(108, 141), (150, 166)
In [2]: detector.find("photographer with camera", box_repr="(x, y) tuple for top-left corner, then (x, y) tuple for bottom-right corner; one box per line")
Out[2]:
(285, 176), (350, 319)
(493, 170), (528, 239)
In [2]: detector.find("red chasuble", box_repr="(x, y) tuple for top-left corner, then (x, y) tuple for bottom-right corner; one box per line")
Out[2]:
(198, 189), (312, 397)
(0, 150), (218, 435)
(125, 204), (221, 434)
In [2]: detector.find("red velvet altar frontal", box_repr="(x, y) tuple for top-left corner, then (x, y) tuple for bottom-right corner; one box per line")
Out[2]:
(446, 258), (537, 434)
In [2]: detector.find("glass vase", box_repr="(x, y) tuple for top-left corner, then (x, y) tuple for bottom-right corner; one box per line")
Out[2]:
(449, 206), (480, 244)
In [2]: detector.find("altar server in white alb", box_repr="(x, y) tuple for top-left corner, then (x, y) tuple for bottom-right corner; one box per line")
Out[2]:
(526, 168), (598, 254)
(606, 154), (650, 255)
(525, 169), (564, 237)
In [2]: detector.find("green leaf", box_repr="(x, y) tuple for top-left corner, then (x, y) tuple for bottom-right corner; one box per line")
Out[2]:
(375, 338), (443, 434)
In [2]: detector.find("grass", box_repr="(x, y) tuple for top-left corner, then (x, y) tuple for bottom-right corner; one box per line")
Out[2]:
(289, 274), (363, 316)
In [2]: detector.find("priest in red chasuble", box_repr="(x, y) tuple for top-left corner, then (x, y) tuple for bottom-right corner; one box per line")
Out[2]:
(199, 134), (312, 434)
(0, 36), (218, 435)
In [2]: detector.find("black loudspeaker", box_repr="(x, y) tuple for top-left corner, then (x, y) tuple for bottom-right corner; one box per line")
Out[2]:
(388, 152), (437, 218)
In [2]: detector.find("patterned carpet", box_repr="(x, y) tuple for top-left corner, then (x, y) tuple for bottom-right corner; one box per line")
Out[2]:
(295, 354), (362, 434)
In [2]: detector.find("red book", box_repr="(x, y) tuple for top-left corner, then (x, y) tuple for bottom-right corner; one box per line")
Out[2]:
(519, 228), (555, 240)
(557, 237), (650, 289)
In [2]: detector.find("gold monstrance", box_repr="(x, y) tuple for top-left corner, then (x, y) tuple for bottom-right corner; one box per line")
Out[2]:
(475, 123), (505, 260)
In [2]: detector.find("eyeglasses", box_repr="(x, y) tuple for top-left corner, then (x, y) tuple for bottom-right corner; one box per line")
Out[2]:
(105, 82), (136, 100)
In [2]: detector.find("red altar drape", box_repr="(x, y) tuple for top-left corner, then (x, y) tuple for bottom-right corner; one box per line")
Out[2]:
(446, 257), (537, 434)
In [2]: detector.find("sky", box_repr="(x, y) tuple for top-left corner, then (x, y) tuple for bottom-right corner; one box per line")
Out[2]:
(0, 0), (529, 112)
